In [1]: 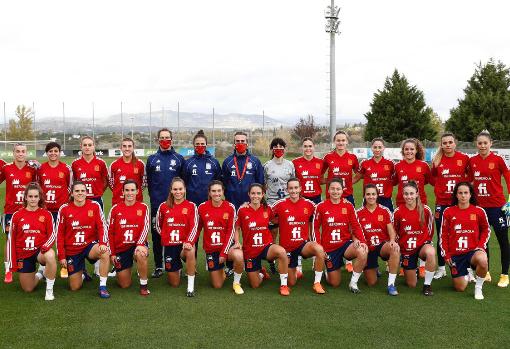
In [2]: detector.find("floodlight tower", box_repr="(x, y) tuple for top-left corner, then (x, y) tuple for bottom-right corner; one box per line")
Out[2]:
(325, 0), (341, 143)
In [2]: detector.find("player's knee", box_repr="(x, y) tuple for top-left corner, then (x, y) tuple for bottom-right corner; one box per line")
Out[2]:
(454, 282), (467, 292)
(21, 284), (35, 292)
(118, 280), (132, 289)
(406, 280), (417, 288)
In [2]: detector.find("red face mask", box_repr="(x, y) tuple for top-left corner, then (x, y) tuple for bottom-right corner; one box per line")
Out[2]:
(273, 148), (285, 158)
(195, 145), (206, 155)
(159, 139), (172, 150)
(235, 143), (247, 154)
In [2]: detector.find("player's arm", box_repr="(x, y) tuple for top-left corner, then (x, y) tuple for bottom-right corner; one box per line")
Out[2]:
(386, 222), (399, 252)
(440, 211), (451, 262)
(95, 204), (109, 254)
(184, 204), (199, 247)
(477, 208), (491, 251)
(311, 206), (321, 246)
(6, 216), (17, 271)
(426, 206), (434, 240)
(349, 208), (367, 252)
(56, 208), (67, 266)
(106, 206), (116, 256)
(41, 212), (56, 252)
(102, 162), (109, 192)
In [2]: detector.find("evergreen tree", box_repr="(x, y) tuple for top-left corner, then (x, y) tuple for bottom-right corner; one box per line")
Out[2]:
(7, 105), (34, 141)
(446, 59), (510, 141)
(364, 70), (437, 143)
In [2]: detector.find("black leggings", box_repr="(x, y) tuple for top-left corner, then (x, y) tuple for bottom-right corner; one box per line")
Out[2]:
(486, 226), (510, 275)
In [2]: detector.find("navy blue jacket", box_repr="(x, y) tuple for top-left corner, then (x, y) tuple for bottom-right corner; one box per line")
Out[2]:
(146, 148), (185, 213)
(221, 150), (264, 209)
(181, 151), (222, 206)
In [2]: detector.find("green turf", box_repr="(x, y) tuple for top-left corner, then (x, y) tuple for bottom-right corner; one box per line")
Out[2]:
(0, 158), (509, 349)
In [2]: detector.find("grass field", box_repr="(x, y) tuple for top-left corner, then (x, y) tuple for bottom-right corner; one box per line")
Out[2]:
(1, 157), (509, 349)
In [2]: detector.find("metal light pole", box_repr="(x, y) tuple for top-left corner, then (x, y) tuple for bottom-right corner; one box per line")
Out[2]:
(32, 101), (36, 153)
(149, 102), (152, 150)
(120, 102), (124, 139)
(212, 107), (215, 147)
(325, 0), (341, 143)
(62, 102), (66, 150)
(130, 116), (134, 140)
(92, 102), (95, 142)
(3, 102), (6, 151)
(161, 106), (165, 127)
(177, 102), (180, 134)
(262, 110), (265, 138)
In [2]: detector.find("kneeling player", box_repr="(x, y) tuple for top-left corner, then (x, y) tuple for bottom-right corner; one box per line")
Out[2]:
(237, 183), (290, 296)
(441, 182), (489, 300)
(357, 184), (400, 295)
(156, 178), (198, 297)
(312, 179), (368, 293)
(7, 183), (57, 300)
(272, 178), (326, 294)
(198, 181), (245, 294)
(108, 180), (150, 295)
(56, 181), (111, 298)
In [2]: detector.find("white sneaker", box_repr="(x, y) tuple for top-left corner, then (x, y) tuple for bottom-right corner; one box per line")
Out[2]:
(467, 269), (476, 283)
(45, 289), (55, 301)
(433, 269), (446, 279)
(108, 270), (117, 277)
(349, 282), (361, 294)
(474, 287), (484, 300)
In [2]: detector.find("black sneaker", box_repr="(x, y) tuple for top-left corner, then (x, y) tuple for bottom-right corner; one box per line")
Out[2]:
(151, 268), (163, 278)
(224, 267), (234, 278)
(269, 261), (277, 275)
(186, 290), (195, 297)
(83, 269), (92, 282)
(422, 284), (434, 296)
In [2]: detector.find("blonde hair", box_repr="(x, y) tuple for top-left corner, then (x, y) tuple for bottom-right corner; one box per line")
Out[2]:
(403, 181), (425, 227)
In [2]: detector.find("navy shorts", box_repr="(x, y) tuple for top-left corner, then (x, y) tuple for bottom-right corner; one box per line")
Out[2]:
(305, 195), (322, 205)
(91, 197), (104, 212)
(344, 195), (355, 206)
(268, 222), (279, 230)
(17, 250), (44, 273)
(50, 211), (59, 225)
(66, 242), (98, 275)
(325, 240), (353, 272)
(2, 213), (13, 234)
(206, 252), (225, 272)
(450, 250), (477, 279)
(164, 245), (184, 272)
(113, 246), (137, 272)
(365, 243), (389, 270)
(434, 205), (449, 236)
(377, 197), (394, 212)
(401, 243), (429, 270)
(482, 207), (508, 231)
(245, 244), (272, 272)
(287, 241), (308, 268)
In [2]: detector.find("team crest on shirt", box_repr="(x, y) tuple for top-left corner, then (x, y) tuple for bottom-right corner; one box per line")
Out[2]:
(384, 165), (390, 170)
(247, 162), (253, 170)
(59, 172), (64, 178)
(94, 165), (100, 171)
(39, 215), (45, 222)
(348, 159), (352, 165)
(378, 215), (384, 222)
(457, 160), (463, 166)
(341, 208), (347, 214)
(304, 208), (308, 215)
(88, 210), (94, 217)
(263, 211), (268, 218)
(137, 210), (143, 216)
(489, 163), (495, 169)
(470, 214), (477, 221)
(416, 167), (422, 173)
(182, 208), (188, 214)
(25, 171), (31, 178)
(223, 213), (229, 220)
(315, 163), (321, 169)
(134, 168), (139, 174)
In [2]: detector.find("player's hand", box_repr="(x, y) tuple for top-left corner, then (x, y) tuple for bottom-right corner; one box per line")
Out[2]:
(110, 255), (117, 264)
(219, 256), (226, 264)
(183, 242), (193, 250)
(27, 159), (41, 170)
(389, 240), (399, 253)
(445, 258), (452, 267)
(99, 244), (109, 254)
(240, 202), (250, 209)
(135, 245), (148, 257)
(232, 242), (241, 250)
(502, 195), (510, 216)
(59, 259), (67, 268)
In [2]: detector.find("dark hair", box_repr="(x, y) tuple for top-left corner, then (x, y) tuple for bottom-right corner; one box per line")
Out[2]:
(45, 142), (61, 153)
(122, 179), (139, 190)
(234, 131), (248, 138)
(302, 137), (314, 144)
(476, 129), (492, 141)
(371, 138), (385, 146)
(328, 178), (344, 189)
(207, 180), (225, 200)
(402, 181), (425, 227)
(433, 132), (456, 165)
(157, 128), (172, 140)
(80, 136), (94, 145)
(451, 182), (477, 206)
(193, 130), (208, 144)
(269, 137), (287, 159)
(166, 177), (186, 208)
(364, 183), (378, 194)
(23, 182), (45, 208)
(334, 130), (349, 141)
(401, 138), (425, 161)
(248, 183), (268, 208)
(121, 137), (137, 165)
(286, 177), (301, 188)
(70, 181), (86, 202)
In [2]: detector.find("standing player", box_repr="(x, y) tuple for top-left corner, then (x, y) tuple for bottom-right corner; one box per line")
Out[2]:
(109, 138), (145, 206)
(393, 181), (436, 296)
(156, 178), (198, 297)
(440, 182), (489, 300)
(312, 178), (368, 293)
(7, 183), (57, 300)
(292, 137), (325, 205)
(354, 138), (395, 211)
(1, 143), (37, 283)
(236, 183), (290, 295)
(146, 128), (185, 278)
(181, 130), (222, 206)
(108, 180), (150, 295)
(222, 131), (264, 210)
(467, 130), (510, 286)
(357, 184), (400, 296)
(271, 178), (326, 294)
(430, 133), (469, 279)
(197, 180), (244, 294)
(56, 181), (111, 298)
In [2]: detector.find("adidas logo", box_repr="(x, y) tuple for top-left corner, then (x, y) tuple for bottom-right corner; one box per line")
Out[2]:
(249, 222), (256, 228)
(72, 221), (80, 227)
(80, 173), (87, 178)
(207, 221), (214, 226)
(370, 172), (377, 179)
(442, 169), (450, 175)
(327, 217), (334, 223)
(287, 216), (295, 222)
(119, 219), (127, 225)
(167, 217), (174, 223)
(401, 175), (408, 181)
(454, 224), (462, 230)
(302, 170), (309, 176)
(404, 225), (412, 231)
(12, 179), (20, 185)
(22, 224), (30, 230)
(44, 179), (50, 185)
(474, 171), (480, 177)
(364, 223), (372, 229)
(119, 175), (126, 181)
(192, 164), (197, 168)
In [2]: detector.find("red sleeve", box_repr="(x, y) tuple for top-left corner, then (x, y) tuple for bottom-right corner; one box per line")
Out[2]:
(424, 163), (433, 186)
(137, 205), (150, 246)
(392, 165), (399, 186)
(477, 208), (491, 250)
(107, 206), (116, 255)
(352, 155), (359, 174)
(500, 157), (510, 194)
(7, 214), (17, 271)
(221, 205), (236, 258)
(0, 162), (5, 184)
(349, 206), (365, 243)
(321, 157), (329, 175)
(108, 163), (114, 190)
(466, 160), (474, 182)
(312, 205), (321, 245)
(393, 210), (400, 235)
(95, 204), (108, 248)
(102, 161), (109, 191)
(41, 212), (56, 252)
(440, 209), (451, 260)
(185, 203), (199, 244)
(156, 204), (163, 235)
(56, 207), (66, 260)
(426, 207), (434, 240)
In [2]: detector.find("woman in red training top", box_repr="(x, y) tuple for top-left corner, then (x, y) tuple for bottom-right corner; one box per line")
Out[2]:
(156, 177), (198, 297)
(312, 178), (368, 293)
(393, 181), (435, 296)
(56, 181), (110, 298)
(107, 180), (150, 296)
(440, 182), (489, 300)
(430, 132), (469, 279)
(356, 184), (400, 296)
(197, 180), (244, 294)
(236, 183), (290, 296)
(7, 183), (56, 300)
